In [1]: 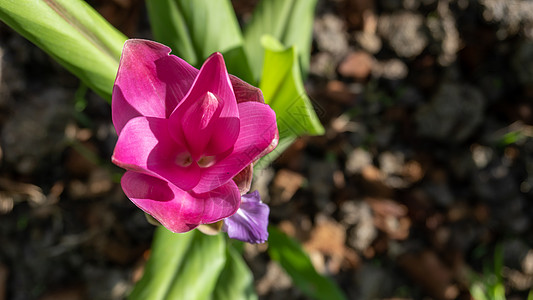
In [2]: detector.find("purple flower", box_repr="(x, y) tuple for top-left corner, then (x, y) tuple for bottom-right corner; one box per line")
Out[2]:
(111, 39), (277, 242)
(222, 191), (269, 243)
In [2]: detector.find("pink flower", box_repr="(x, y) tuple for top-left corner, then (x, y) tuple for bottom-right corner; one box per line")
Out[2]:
(111, 39), (278, 240)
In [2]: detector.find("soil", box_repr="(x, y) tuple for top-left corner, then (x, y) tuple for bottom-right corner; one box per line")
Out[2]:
(1, 0), (532, 299)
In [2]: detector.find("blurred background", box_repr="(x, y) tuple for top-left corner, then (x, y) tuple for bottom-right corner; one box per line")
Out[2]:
(1, 0), (532, 299)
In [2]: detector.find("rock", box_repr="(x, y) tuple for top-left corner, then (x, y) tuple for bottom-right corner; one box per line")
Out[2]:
(512, 41), (533, 85)
(371, 58), (409, 80)
(505, 268), (533, 291)
(251, 167), (275, 203)
(2, 88), (72, 174)
(304, 217), (347, 274)
(344, 0), (376, 29)
(473, 162), (516, 204)
(378, 11), (428, 58)
(39, 286), (85, 300)
(425, 181), (454, 207)
(474, 155), (531, 233)
(503, 239), (531, 270)
(449, 150), (476, 180)
(471, 144), (494, 169)
(83, 266), (131, 300)
(0, 263), (7, 300)
(314, 14), (349, 58)
(354, 31), (382, 54)
(415, 83), (486, 142)
(0, 47), (4, 105)
(309, 52), (337, 78)
(426, 1), (460, 66)
(346, 148), (373, 175)
(379, 151), (404, 176)
(271, 169), (305, 204)
(374, 123), (395, 148)
(480, 0), (533, 39)
(397, 250), (458, 300)
(396, 86), (424, 107)
(309, 160), (339, 212)
(353, 9), (382, 54)
(402, 0), (421, 10)
(330, 113), (357, 134)
(338, 51), (374, 80)
(341, 200), (377, 252)
(378, 0), (402, 11)
(256, 261), (295, 297)
(522, 249), (533, 275)
(324, 80), (358, 104)
(378, 151), (414, 188)
(367, 197), (410, 240)
(353, 263), (395, 299)
(424, 169), (454, 207)
(402, 159), (425, 184)
(348, 122), (369, 147)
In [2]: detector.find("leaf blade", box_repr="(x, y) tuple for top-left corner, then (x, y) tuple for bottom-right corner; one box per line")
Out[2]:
(213, 245), (257, 300)
(243, 0), (317, 80)
(165, 231), (227, 300)
(0, 0), (127, 100)
(256, 37), (325, 167)
(129, 228), (233, 300)
(268, 226), (347, 300)
(146, 0), (250, 76)
(128, 227), (195, 300)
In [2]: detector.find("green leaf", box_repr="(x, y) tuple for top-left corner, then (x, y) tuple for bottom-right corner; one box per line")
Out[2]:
(268, 226), (347, 300)
(256, 36), (324, 169)
(129, 228), (196, 300)
(222, 45), (256, 85)
(146, 0), (253, 82)
(129, 228), (257, 300)
(470, 283), (488, 300)
(213, 246), (257, 300)
(243, 0), (317, 81)
(0, 0), (127, 100)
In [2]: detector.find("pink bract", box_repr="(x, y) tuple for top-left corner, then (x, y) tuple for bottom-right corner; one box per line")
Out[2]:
(112, 39), (278, 233)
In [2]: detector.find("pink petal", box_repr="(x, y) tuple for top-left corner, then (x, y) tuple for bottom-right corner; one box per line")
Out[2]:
(168, 52), (240, 158)
(232, 164), (253, 195)
(193, 101), (278, 193)
(230, 75), (265, 104)
(112, 116), (201, 191)
(112, 39), (198, 134)
(121, 171), (241, 233)
(257, 127), (280, 160)
(168, 91), (223, 160)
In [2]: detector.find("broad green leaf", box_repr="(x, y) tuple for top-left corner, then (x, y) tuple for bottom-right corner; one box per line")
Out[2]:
(165, 231), (226, 300)
(0, 0), (127, 100)
(128, 228), (196, 300)
(243, 0), (317, 81)
(129, 228), (226, 300)
(470, 283), (488, 300)
(146, 0), (254, 83)
(213, 246), (257, 300)
(256, 36), (324, 169)
(129, 228), (257, 300)
(268, 226), (347, 300)
(222, 45), (256, 85)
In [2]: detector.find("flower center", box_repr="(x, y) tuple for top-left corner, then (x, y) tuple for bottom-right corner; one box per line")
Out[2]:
(176, 152), (216, 168)
(176, 152), (193, 167)
(197, 155), (216, 168)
